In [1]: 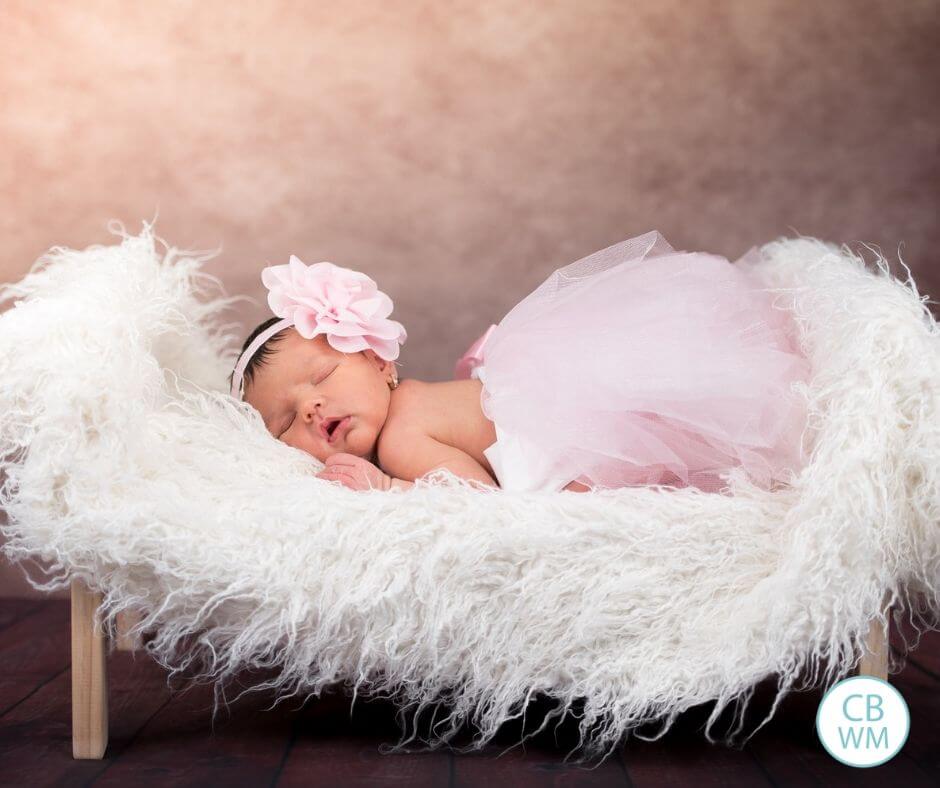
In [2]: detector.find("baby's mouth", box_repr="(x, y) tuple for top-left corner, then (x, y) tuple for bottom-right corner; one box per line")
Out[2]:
(324, 416), (350, 443)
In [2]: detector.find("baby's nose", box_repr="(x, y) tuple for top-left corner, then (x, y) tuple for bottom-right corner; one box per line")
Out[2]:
(302, 399), (323, 422)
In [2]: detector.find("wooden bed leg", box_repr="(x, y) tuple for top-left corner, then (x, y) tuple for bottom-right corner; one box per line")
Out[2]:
(71, 579), (108, 759)
(115, 609), (142, 651)
(858, 608), (889, 681)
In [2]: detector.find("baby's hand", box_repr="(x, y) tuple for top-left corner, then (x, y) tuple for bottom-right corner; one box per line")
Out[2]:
(316, 453), (391, 491)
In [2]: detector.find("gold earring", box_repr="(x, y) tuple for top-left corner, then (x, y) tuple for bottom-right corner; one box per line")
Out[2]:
(388, 375), (399, 390)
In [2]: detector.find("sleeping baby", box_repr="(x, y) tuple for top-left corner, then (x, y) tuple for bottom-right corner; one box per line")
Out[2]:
(230, 231), (811, 494)
(234, 319), (513, 492)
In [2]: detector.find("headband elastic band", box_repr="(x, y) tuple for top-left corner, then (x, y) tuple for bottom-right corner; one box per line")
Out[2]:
(230, 317), (294, 400)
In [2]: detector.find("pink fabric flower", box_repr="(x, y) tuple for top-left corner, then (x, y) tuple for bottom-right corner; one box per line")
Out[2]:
(260, 256), (407, 360)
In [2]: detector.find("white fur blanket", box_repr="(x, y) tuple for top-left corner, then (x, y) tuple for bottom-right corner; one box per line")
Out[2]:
(1, 223), (937, 762)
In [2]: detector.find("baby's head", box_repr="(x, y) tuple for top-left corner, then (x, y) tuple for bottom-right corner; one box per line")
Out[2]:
(233, 317), (399, 463)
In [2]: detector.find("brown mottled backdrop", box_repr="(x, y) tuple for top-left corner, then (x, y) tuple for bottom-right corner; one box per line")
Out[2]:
(1, 0), (937, 595)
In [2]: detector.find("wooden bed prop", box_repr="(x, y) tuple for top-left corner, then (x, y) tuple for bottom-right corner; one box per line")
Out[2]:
(69, 579), (895, 760)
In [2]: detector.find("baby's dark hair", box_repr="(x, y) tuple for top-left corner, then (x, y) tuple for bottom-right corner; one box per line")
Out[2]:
(228, 317), (291, 395)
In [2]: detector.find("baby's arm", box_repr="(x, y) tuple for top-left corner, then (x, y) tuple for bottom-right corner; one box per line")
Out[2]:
(379, 431), (498, 491)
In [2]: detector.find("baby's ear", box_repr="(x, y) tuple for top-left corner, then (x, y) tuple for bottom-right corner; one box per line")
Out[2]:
(365, 349), (390, 371)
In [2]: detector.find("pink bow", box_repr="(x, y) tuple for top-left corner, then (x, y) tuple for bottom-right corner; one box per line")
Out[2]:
(454, 323), (498, 379)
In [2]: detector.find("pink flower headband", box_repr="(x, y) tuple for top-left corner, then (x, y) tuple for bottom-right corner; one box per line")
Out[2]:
(230, 255), (407, 399)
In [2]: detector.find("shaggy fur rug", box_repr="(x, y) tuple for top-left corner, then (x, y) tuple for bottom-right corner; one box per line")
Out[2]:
(1, 222), (937, 763)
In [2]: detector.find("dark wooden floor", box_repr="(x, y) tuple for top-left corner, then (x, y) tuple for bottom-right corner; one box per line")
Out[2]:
(0, 599), (937, 787)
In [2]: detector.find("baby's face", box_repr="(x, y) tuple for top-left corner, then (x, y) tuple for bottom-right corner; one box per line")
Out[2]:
(244, 328), (395, 463)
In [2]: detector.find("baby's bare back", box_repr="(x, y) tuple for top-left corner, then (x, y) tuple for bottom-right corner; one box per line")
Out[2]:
(380, 378), (497, 480)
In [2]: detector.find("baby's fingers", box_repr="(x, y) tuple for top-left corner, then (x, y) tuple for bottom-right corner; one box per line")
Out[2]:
(316, 470), (357, 489)
(325, 452), (361, 466)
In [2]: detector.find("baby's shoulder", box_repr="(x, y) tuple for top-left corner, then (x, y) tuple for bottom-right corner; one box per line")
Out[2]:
(376, 379), (432, 456)
(376, 378), (496, 479)
(377, 377), (488, 462)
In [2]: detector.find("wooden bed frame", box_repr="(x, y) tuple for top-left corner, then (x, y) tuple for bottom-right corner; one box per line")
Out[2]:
(68, 579), (893, 760)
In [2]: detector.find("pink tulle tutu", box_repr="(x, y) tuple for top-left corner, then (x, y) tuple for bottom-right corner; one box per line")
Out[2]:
(455, 230), (812, 493)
